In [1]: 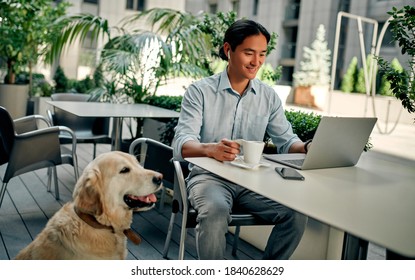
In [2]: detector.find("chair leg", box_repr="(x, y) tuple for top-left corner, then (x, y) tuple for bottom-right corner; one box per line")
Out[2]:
(178, 214), (189, 260)
(159, 186), (166, 212)
(232, 226), (241, 256)
(93, 143), (97, 159)
(52, 166), (60, 200)
(0, 183), (8, 209)
(162, 212), (176, 259)
(73, 156), (79, 181)
(47, 167), (52, 192)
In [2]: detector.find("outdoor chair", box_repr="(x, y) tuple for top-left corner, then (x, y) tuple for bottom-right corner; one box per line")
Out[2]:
(47, 93), (111, 159)
(128, 137), (272, 259)
(0, 106), (79, 208)
(162, 160), (273, 260)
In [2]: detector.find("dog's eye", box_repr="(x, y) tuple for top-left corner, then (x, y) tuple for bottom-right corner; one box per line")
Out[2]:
(120, 167), (130, 174)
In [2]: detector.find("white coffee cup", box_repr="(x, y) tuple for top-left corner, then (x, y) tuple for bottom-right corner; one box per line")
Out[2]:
(235, 139), (265, 165)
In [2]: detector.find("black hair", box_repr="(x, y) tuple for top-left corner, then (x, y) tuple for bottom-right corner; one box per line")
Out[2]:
(219, 19), (271, 61)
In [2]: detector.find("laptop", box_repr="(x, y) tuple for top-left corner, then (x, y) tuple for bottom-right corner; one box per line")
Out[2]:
(263, 116), (377, 170)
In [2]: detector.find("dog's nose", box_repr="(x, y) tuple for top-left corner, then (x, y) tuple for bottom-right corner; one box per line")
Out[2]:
(152, 174), (163, 186)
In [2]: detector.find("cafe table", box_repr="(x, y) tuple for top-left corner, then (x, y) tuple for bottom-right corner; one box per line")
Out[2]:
(47, 101), (180, 150)
(186, 151), (415, 259)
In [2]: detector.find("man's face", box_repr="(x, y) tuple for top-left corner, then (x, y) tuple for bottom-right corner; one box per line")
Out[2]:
(228, 34), (268, 81)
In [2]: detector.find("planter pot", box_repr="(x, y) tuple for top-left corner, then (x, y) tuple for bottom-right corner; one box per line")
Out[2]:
(272, 85), (291, 107)
(0, 84), (29, 119)
(29, 96), (51, 117)
(294, 85), (328, 110)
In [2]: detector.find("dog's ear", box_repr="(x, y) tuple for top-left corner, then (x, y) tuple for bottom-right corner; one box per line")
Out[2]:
(73, 168), (103, 216)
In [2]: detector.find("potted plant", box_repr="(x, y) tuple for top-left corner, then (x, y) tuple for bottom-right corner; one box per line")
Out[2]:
(292, 24), (332, 110)
(377, 5), (415, 118)
(0, 0), (68, 118)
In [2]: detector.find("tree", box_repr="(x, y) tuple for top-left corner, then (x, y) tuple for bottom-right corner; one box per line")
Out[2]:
(293, 24), (331, 87)
(377, 5), (415, 114)
(0, 0), (69, 92)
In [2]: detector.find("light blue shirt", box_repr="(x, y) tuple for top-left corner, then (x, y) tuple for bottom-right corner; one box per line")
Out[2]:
(172, 69), (300, 162)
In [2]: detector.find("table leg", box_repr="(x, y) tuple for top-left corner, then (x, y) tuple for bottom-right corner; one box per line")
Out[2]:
(341, 233), (368, 259)
(111, 117), (123, 151)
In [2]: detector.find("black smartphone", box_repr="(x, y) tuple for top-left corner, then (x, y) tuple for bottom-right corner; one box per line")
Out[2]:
(275, 167), (305, 180)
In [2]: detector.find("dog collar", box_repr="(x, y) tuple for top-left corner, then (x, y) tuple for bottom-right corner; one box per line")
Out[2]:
(74, 207), (141, 245)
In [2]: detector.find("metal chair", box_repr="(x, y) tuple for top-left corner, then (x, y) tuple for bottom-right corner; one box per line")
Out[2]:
(163, 161), (273, 260)
(47, 93), (111, 159)
(128, 137), (272, 259)
(0, 106), (79, 208)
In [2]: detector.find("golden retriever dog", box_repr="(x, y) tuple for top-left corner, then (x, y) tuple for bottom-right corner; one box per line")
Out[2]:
(14, 151), (163, 260)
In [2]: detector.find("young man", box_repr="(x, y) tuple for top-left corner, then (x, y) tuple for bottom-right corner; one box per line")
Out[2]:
(172, 19), (309, 260)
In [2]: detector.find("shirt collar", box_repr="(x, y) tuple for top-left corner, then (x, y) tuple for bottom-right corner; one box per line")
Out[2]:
(218, 69), (258, 95)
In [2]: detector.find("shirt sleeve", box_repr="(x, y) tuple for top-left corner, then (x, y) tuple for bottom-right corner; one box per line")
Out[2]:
(172, 84), (204, 161)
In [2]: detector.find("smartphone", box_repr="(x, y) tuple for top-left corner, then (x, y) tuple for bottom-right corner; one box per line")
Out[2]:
(275, 167), (305, 180)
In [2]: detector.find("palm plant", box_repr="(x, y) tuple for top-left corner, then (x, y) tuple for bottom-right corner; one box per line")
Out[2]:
(50, 9), (211, 94)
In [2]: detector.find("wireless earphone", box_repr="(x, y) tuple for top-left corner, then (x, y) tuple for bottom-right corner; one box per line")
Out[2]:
(227, 50), (230, 59)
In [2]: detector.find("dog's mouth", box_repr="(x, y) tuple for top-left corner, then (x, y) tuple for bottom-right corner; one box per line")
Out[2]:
(123, 193), (157, 209)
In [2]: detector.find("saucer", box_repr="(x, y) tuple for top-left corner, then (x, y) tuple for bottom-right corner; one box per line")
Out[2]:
(229, 156), (270, 170)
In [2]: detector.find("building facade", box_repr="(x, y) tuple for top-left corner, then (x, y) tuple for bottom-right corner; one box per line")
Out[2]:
(58, 0), (412, 88)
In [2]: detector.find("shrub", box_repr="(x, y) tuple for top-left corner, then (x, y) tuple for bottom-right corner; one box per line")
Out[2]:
(340, 56), (358, 93)
(355, 55), (375, 94)
(284, 110), (322, 141)
(53, 66), (69, 93)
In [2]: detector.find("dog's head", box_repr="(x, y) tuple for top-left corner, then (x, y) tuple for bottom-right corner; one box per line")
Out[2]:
(72, 151), (163, 227)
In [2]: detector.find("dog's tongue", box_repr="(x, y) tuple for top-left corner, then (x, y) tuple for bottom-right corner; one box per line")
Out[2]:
(133, 193), (157, 203)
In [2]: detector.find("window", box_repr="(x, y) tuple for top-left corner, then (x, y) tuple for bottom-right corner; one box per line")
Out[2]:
(83, 0), (98, 4)
(232, 0), (240, 14)
(137, 0), (145, 11)
(253, 0), (259, 16)
(126, 0), (145, 11)
(126, 0), (134, 10)
(209, 3), (217, 14)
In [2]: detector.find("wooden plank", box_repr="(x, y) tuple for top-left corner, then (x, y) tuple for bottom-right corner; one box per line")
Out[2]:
(0, 194), (33, 259)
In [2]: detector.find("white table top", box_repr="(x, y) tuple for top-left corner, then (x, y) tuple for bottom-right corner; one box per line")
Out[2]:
(47, 101), (180, 118)
(186, 151), (415, 257)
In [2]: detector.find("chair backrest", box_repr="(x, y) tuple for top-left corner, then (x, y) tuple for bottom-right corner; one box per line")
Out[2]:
(0, 106), (64, 182)
(14, 114), (51, 134)
(129, 138), (175, 190)
(51, 93), (91, 102)
(0, 106), (15, 165)
(50, 93), (109, 135)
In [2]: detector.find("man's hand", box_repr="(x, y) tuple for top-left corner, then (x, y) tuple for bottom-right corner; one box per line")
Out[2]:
(208, 138), (240, 162)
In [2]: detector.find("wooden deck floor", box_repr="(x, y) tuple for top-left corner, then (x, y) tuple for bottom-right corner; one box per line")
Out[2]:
(0, 143), (263, 260)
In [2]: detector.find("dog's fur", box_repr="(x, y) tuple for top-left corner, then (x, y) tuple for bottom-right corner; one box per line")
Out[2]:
(14, 151), (162, 260)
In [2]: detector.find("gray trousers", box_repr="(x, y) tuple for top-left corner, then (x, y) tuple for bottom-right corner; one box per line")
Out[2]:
(187, 173), (307, 260)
